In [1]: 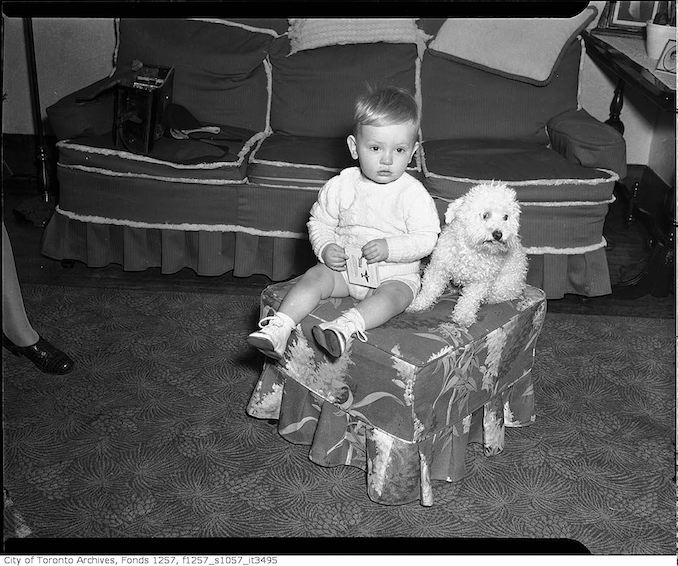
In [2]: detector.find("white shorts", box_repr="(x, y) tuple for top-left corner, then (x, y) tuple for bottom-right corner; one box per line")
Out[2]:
(340, 270), (421, 302)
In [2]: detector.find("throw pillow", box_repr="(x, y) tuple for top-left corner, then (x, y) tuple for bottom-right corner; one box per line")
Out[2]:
(427, 6), (597, 85)
(288, 18), (430, 55)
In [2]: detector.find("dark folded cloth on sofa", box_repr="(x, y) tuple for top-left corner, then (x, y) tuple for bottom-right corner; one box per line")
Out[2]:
(151, 137), (228, 164)
(70, 131), (254, 165)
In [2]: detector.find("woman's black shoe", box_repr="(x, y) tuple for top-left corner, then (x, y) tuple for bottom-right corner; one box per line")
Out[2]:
(2, 334), (74, 375)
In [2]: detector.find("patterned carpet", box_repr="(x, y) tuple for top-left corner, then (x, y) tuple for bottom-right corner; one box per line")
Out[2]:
(2, 284), (675, 554)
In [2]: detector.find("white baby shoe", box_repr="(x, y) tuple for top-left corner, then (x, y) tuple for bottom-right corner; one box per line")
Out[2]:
(311, 308), (367, 357)
(247, 311), (295, 360)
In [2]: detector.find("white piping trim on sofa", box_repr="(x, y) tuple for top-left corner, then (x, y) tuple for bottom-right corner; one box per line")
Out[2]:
(188, 19), (283, 37)
(434, 195), (615, 207)
(520, 196), (615, 207)
(247, 180), (325, 190)
(53, 206), (608, 252)
(54, 206), (308, 239)
(524, 238), (607, 255)
(111, 18), (120, 77)
(58, 163), (246, 185)
(57, 141), (245, 169)
(422, 168), (619, 186)
(248, 134), (270, 165)
(249, 157), (343, 173)
(577, 36), (584, 111)
(414, 56), (423, 172)
(239, 131), (268, 162)
(419, 136), (429, 176)
(263, 57), (273, 135)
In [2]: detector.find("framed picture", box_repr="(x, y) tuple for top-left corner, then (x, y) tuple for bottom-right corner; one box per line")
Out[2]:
(595, 1), (660, 36)
(656, 39), (676, 73)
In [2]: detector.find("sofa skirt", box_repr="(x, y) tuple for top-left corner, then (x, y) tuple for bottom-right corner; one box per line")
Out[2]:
(41, 212), (315, 280)
(42, 212), (610, 299)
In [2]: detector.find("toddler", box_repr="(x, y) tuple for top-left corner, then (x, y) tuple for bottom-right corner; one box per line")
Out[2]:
(247, 86), (440, 359)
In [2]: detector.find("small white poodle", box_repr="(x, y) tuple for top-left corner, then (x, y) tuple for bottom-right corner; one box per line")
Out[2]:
(408, 182), (528, 327)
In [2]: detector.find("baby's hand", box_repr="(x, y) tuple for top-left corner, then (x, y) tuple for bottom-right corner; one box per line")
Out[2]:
(322, 243), (348, 271)
(361, 239), (388, 264)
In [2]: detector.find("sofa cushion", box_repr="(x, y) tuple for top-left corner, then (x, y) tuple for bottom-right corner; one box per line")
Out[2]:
(58, 128), (258, 179)
(248, 134), (353, 188)
(269, 38), (419, 138)
(427, 7), (596, 85)
(114, 19), (278, 131)
(420, 40), (581, 144)
(421, 139), (617, 253)
(53, 130), (262, 227)
(422, 139), (617, 202)
(248, 132), (421, 188)
(548, 109), (627, 178)
(287, 18), (429, 55)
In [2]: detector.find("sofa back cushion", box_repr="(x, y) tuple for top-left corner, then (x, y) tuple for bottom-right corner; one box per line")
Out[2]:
(420, 39), (581, 144)
(269, 36), (419, 138)
(114, 19), (281, 131)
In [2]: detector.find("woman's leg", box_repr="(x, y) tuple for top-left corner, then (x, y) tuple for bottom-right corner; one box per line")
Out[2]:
(2, 222), (39, 347)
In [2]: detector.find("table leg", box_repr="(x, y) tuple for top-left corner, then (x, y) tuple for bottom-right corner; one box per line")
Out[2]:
(604, 79), (638, 225)
(626, 179), (640, 223)
(605, 79), (625, 135)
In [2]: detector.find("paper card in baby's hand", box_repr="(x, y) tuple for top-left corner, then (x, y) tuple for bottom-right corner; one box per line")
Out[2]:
(346, 248), (380, 288)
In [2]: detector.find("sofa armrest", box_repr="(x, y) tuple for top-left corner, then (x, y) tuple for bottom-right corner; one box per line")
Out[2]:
(46, 77), (117, 141)
(547, 109), (627, 179)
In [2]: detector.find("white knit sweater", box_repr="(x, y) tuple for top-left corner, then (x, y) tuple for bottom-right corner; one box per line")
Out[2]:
(308, 167), (441, 276)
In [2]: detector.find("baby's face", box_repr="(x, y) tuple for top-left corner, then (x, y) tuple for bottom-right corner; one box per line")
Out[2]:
(347, 121), (419, 184)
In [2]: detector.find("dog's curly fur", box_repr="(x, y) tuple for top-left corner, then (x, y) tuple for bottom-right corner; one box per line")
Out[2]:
(408, 182), (528, 327)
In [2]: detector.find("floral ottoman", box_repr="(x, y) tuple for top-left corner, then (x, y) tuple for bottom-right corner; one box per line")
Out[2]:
(246, 278), (546, 506)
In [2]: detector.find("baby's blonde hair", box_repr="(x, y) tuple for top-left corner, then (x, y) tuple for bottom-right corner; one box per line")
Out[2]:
(354, 85), (419, 133)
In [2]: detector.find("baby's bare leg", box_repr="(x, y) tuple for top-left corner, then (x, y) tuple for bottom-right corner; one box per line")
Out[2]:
(355, 280), (413, 330)
(278, 263), (348, 323)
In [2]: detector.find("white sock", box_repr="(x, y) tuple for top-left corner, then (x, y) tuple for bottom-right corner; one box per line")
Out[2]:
(273, 311), (296, 329)
(343, 308), (366, 332)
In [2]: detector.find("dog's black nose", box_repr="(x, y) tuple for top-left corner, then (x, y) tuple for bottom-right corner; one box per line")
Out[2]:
(492, 230), (503, 241)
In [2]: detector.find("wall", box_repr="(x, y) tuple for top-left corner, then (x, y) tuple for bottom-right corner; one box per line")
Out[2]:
(2, 11), (675, 185)
(2, 16), (116, 134)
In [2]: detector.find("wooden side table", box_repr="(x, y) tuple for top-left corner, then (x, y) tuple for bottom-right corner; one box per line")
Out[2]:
(582, 30), (675, 297)
(583, 30), (675, 123)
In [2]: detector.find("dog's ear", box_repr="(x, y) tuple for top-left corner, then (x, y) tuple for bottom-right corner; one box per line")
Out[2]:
(444, 198), (464, 224)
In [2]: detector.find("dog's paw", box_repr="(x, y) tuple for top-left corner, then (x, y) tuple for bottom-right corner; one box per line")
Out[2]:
(451, 309), (477, 328)
(407, 296), (432, 312)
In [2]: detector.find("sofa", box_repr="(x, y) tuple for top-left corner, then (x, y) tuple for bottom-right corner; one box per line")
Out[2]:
(42, 12), (626, 299)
